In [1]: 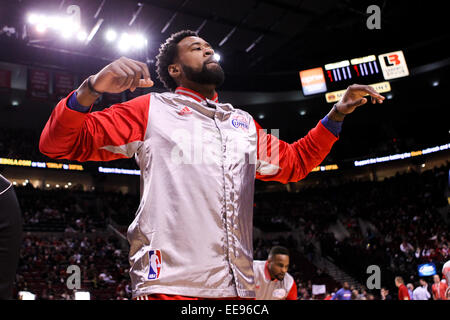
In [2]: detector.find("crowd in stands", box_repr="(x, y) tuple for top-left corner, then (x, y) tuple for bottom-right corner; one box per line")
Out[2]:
(0, 128), (42, 160)
(14, 234), (131, 300)
(11, 185), (138, 299)
(253, 162), (449, 298)
(319, 164), (449, 294)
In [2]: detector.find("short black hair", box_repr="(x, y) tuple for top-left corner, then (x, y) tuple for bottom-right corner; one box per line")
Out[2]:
(155, 30), (198, 91)
(269, 246), (290, 258)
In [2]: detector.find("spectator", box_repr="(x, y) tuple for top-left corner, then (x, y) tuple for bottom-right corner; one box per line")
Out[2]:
(431, 274), (448, 300)
(324, 291), (333, 300)
(395, 276), (411, 300)
(380, 287), (392, 300)
(412, 279), (431, 300)
(400, 240), (414, 255)
(406, 283), (414, 299)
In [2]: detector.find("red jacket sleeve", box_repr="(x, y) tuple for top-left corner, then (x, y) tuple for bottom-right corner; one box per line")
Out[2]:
(286, 281), (298, 300)
(255, 120), (338, 183)
(39, 91), (150, 162)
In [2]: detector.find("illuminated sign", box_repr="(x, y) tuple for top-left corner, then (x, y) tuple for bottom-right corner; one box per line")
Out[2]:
(350, 55), (376, 65)
(354, 143), (449, 167)
(378, 50), (409, 80)
(299, 50), (408, 100)
(311, 164), (339, 172)
(98, 167), (140, 175)
(326, 81), (391, 103)
(418, 263), (437, 277)
(299, 67), (327, 96)
(0, 158), (84, 171)
(324, 55), (383, 92)
(97, 165), (338, 176)
(324, 60), (350, 70)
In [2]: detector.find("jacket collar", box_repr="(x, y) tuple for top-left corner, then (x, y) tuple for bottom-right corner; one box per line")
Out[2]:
(175, 86), (219, 103)
(264, 261), (278, 282)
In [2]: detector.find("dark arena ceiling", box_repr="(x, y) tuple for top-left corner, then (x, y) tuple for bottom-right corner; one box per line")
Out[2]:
(0, 0), (449, 91)
(0, 0), (449, 162)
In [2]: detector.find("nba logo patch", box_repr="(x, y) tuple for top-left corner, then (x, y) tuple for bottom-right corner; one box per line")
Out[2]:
(148, 250), (162, 280)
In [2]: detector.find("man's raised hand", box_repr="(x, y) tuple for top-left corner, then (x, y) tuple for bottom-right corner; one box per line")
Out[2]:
(90, 56), (154, 94)
(335, 84), (385, 115)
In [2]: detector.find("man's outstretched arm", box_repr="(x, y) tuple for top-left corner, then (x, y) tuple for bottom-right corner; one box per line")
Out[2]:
(39, 57), (154, 162)
(256, 84), (385, 184)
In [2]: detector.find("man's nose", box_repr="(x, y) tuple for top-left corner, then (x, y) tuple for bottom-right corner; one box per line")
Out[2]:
(204, 47), (214, 56)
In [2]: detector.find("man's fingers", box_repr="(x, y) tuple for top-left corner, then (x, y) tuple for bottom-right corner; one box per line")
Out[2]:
(359, 97), (367, 106)
(110, 65), (128, 78)
(131, 71), (142, 92)
(363, 86), (385, 102)
(352, 97), (367, 108)
(123, 59), (142, 92)
(134, 60), (151, 81)
(349, 84), (385, 102)
(124, 59), (151, 81)
(122, 59), (152, 91)
(122, 75), (135, 91)
(138, 79), (154, 87)
(117, 64), (135, 89)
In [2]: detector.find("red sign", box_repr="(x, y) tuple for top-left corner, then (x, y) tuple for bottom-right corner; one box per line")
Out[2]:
(28, 68), (50, 99)
(54, 72), (74, 100)
(0, 69), (11, 88)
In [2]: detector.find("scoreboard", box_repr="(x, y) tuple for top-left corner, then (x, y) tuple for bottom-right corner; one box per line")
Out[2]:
(299, 50), (409, 102)
(325, 55), (382, 91)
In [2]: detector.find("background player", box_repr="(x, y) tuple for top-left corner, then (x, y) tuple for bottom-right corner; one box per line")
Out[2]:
(0, 174), (22, 300)
(253, 246), (297, 300)
(331, 281), (352, 300)
(443, 260), (450, 299)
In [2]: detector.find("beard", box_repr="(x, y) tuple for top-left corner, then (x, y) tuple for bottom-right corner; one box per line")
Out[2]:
(276, 274), (285, 281)
(182, 61), (225, 87)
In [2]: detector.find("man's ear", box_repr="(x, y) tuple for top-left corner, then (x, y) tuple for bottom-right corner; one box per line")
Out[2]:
(168, 63), (181, 78)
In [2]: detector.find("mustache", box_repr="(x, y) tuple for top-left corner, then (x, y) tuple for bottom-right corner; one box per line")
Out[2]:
(204, 57), (219, 65)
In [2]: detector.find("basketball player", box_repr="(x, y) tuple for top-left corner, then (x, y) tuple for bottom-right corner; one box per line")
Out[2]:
(443, 260), (450, 299)
(0, 174), (22, 300)
(253, 246), (297, 300)
(39, 30), (385, 300)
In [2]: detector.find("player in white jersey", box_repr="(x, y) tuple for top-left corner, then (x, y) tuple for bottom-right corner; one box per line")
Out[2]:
(254, 246), (297, 300)
(443, 260), (450, 299)
(40, 28), (385, 300)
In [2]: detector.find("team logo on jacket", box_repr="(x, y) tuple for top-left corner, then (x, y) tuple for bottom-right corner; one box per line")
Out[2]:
(148, 250), (162, 280)
(273, 288), (286, 299)
(230, 115), (249, 131)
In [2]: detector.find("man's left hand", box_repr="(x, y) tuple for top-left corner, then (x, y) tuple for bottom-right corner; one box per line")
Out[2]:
(336, 84), (385, 115)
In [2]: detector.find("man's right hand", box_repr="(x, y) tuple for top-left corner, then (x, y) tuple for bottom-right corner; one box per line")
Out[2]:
(91, 56), (154, 94)
(75, 57), (154, 107)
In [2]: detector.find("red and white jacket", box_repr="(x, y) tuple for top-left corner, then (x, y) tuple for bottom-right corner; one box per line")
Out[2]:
(40, 87), (338, 298)
(253, 260), (297, 300)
